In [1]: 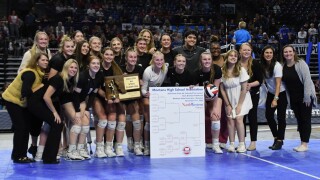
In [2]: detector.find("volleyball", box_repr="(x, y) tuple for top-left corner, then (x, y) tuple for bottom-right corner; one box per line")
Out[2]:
(204, 84), (219, 101)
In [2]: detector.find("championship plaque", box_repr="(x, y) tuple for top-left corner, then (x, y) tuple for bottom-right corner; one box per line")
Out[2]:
(105, 74), (141, 101)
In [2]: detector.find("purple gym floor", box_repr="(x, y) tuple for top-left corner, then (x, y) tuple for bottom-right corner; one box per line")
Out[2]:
(0, 139), (319, 180)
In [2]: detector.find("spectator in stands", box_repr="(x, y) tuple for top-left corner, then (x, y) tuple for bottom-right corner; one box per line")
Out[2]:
(281, 44), (317, 152)
(173, 30), (205, 71)
(297, 27), (307, 44)
(8, 10), (20, 38)
(308, 23), (318, 44)
(279, 25), (290, 48)
(86, 6), (96, 17)
(48, 33), (59, 48)
(96, 8), (104, 17)
(232, 21), (251, 51)
(268, 35), (278, 44)
(55, 22), (65, 38)
(24, 11), (36, 38)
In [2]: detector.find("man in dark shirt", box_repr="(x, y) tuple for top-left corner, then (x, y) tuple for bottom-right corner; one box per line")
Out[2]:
(173, 30), (205, 71)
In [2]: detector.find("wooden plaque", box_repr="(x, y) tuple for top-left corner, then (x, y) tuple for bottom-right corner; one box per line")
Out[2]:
(104, 74), (141, 101)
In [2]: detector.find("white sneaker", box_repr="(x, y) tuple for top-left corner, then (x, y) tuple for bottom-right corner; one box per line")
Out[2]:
(219, 143), (227, 149)
(227, 142), (236, 153)
(140, 140), (144, 150)
(95, 145), (107, 158)
(34, 151), (43, 162)
(212, 145), (223, 154)
(66, 150), (84, 160)
(206, 143), (213, 149)
(79, 148), (91, 159)
(134, 146), (143, 156)
(105, 144), (116, 157)
(144, 146), (150, 156)
(237, 143), (246, 153)
(127, 138), (134, 152)
(115, 144), (124, 157)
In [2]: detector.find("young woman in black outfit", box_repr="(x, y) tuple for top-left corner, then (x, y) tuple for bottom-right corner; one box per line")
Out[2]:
(167, 54), (194, 86)
(194, 52), (223, 154)
(64, 56), (102, 160)
(75, 40), (90, 72)
(94, 47), (125, 158)
(27, 59), (79, 164)
(2, 52), (49, 163)
(121, 47), (144, 155)
(160, 33), (177, 68)
(239, 43), (263, 151)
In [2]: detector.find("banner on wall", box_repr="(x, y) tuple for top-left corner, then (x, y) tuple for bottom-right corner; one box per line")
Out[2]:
(292, 43), (318, 55)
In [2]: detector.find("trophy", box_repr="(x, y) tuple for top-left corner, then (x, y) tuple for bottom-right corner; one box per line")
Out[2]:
(105, 74), (141, 101)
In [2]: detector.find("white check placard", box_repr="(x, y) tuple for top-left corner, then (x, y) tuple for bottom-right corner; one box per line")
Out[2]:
(150, 87), (205, 158)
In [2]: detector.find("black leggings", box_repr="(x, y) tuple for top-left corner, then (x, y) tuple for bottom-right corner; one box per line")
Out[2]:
(265, 91), (288, 140)
(28, 97), (63, 162)
(290, 100), (312, 143)
(244, 92), (259, 141)
(6, 101), (31, 160)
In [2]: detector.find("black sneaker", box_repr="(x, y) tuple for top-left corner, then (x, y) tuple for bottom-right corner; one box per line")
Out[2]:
(13, 157), (36, 163)
(268, 139), (277, 149)
(28, 145), (37, 158)
(272, 140), (283, 150)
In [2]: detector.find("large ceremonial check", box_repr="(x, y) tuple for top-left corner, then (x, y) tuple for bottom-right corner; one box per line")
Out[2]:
(150, 87), (205, 159)
(104, 74), (141, 101)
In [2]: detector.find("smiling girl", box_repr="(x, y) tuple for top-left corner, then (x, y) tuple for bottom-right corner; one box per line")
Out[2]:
(220, 49), (252, 153)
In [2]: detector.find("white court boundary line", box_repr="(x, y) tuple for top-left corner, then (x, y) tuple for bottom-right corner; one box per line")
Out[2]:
(241, 153), (320, 179)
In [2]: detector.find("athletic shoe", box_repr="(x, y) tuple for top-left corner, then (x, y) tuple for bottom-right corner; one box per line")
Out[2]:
(105, 144), (116, 157)
(293, 145), (308, 152)
(134, 146), (143, 156)
(212, 145), (223, 154)
(79, 148), (91, 159)
(236, 143), (246, 153)
(95, 145), (107, 158)
(66, 150), (84, 160)
(34, 152), (43, 162)
(115, 144), (124, 157)
(144, 146), (150, 156)
(219, 143), (227, 149)
(227, 142), (236, 153)
(28, 145), (37, 158)
(206, 143), (213, 149)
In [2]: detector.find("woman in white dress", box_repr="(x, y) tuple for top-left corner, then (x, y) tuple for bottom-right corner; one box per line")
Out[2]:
(220, 49), (252, 153)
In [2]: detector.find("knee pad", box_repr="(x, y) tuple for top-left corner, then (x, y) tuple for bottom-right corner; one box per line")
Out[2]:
(107, 121), (116, 130)
(116, 122), (126, 131)
(133, 120), (141, 131)
(42, 122), (51, 133)
(144, 122), (150, 131)
(211, 121), (220, 131)
(81, 125), (90, 134)
(126, 115), (132, 122)
(97, 119), (108, 128)
(70, 125), (81, 134)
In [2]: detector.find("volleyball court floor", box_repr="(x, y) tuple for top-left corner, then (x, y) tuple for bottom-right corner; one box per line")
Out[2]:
(0, 125), (319, 180)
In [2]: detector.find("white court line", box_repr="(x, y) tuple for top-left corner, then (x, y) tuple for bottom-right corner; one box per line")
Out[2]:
(241, 153), (320, 179)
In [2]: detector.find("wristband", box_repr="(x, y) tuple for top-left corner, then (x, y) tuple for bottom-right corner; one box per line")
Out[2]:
(273, 96), (279, 101)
